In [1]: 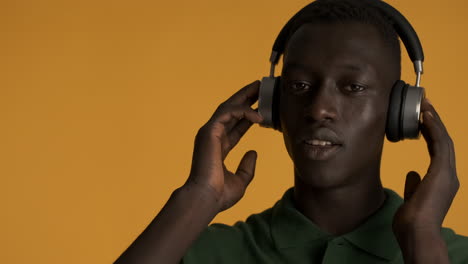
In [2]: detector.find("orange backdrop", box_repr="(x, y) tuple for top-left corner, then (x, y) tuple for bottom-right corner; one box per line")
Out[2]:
(2, 0), (467, 263)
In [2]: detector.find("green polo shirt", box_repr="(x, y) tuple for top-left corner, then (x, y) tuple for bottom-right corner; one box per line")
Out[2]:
(182, 188), (468, 263)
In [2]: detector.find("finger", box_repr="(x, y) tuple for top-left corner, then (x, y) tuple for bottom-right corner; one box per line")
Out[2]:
(221, 119), (256, 161)
(212, 105), (263, 131)
(420, 98), (445, 127)
(419, 98), (455, 170)
(207, 106), (262, 160)
(223, 105), (261, 134)
(222, 80), (261, 106)
(420, 98), (448, 138)
(235, 150), (258, 187)
(404, 171), (421, 201)
(228, 118), (254, 147)
(213, 81), (260, 132)
(217, 108), (262, 160)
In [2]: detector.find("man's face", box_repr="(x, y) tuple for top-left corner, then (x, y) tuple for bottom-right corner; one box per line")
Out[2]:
(280, 22), (397, 188)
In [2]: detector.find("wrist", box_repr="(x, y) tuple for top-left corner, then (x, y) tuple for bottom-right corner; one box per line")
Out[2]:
(394, 228), (449, 264)
(177, 183), (223, 215)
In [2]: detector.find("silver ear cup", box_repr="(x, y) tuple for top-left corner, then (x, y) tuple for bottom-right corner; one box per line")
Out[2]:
(401, 86), (425, 139)
(258, 76), (277, 128)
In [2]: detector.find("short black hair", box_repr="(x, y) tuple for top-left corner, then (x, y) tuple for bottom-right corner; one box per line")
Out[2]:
(283, 0), (401, 77)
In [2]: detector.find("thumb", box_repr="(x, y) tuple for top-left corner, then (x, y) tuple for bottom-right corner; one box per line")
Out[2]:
(404, 171), (421, 201)
(235, 150), (258, 187)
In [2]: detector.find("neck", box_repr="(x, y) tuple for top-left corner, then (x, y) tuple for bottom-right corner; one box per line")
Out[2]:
(293, 168), (386, 236)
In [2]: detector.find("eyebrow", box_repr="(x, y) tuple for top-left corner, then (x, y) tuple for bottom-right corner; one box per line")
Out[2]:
(282, 62), (367, 73)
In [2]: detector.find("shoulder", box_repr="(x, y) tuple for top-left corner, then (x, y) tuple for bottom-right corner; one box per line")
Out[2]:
(196, 206), (274, 246)
(441, 227), (468, 263)
(182, 206), (276, 264)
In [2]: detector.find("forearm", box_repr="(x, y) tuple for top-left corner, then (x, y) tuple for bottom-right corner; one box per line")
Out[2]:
(397, 229), (450, 264)
(115, 185), (220, 264)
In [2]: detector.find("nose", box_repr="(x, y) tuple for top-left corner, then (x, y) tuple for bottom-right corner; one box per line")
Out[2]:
(304, 80), (338, 123)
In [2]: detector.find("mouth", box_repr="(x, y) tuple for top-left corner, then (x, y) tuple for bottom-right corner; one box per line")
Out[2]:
(302, 139), (342, 161)
(303, 139), (341, 146)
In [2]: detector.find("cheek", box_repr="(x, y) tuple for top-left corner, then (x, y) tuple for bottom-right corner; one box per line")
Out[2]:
(279, 96), (301, 159)
(279, 110), (293, 155)
(281, 131), (293, 160)
(279, 94), (296, 133)
(343, 99), (388, 149)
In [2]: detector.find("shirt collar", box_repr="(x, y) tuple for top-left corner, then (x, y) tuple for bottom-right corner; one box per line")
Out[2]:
(271, 187), (403, 260)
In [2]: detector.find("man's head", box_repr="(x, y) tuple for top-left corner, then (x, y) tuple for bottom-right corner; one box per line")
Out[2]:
(279, 0), (402, 188)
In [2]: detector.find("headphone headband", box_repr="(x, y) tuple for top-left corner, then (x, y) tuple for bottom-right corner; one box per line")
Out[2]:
(268, 0), (424, 85)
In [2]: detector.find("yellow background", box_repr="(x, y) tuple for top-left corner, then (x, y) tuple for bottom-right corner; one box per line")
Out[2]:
(2, 0), (467, 263)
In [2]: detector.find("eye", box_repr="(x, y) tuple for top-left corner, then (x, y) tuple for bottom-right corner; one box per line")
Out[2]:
(290, 81), (312, 92)
(346, 83), (366, 93)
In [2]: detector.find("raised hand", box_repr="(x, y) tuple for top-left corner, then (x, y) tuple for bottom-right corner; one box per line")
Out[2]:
(185, 80), (264, 212)
(114, 81), (264, 264)
(393, 97), (458, 263)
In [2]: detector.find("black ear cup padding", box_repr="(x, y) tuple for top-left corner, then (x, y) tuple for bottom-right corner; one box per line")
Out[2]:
(399, 83), (409, 140)
(386, 80), (406, 142)
(271, 77), (282, 131)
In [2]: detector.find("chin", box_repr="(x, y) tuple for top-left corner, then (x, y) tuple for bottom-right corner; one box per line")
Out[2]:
(293, 162), (351, 189)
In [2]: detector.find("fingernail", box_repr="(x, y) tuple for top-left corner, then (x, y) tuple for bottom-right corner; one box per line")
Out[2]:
(258, 113), (264, 122)
(425, 110), (434, 119)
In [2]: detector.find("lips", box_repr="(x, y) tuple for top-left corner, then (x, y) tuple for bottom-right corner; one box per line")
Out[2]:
(300, 127), (343, 146)
(304, 139), (340, 146)
(302, 143), (342, 160)
(299, 127), (343, 160)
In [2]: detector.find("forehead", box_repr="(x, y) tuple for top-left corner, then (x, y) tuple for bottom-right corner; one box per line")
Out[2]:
(283, 22), (391, 75)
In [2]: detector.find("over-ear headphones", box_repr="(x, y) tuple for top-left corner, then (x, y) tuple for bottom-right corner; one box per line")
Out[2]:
(258, 0), (425, 142)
